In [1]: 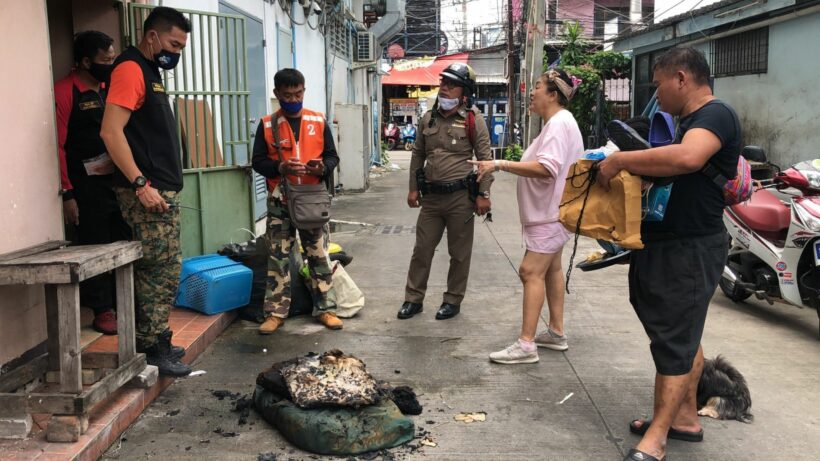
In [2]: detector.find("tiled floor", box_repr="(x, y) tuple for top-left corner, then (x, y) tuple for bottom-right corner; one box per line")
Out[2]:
(0, 307), (236, 461)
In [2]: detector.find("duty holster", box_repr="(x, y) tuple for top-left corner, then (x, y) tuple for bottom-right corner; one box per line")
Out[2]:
(466, 171), (479, 202)
(415, 168), (478, 201)
(415, 168), (429, 197)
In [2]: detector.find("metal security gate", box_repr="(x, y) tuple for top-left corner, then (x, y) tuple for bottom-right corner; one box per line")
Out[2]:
(127, 4), (256, 257)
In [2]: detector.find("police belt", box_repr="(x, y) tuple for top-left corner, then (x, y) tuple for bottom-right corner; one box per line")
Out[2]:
(426, 179), (469, 194)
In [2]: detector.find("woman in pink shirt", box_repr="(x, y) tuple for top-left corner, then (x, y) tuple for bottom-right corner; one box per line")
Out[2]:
(470, 69), (583, 364)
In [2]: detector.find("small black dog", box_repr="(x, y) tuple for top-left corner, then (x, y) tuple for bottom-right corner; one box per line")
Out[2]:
(697, 356), (753, 423)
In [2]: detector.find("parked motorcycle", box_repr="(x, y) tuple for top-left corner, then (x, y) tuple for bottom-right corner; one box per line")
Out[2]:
(401, 123), (416, 151)
(511, 123), (522, 146)
(721, 146), (820, 337)
(383, 122), (400, 151)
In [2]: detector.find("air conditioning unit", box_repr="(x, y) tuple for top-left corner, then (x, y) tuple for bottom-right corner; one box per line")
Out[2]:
(355, 32), (376, 62)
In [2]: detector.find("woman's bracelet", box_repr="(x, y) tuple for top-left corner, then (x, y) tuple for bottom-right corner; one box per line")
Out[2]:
(493, 159), (500, 172)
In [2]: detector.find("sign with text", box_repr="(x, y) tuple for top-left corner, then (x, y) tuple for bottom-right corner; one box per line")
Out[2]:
(390, 98), (418, 117)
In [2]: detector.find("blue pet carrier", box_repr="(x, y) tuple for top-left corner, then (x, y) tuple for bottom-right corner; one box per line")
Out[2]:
(175, 254), (253, 315)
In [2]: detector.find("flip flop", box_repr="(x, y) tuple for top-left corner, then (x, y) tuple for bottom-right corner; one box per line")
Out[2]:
(624, 448), (665, 461)
(629, 419), (704, 442)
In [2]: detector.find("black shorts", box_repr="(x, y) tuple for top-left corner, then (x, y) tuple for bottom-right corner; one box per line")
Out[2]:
(628, 232), (727, 375)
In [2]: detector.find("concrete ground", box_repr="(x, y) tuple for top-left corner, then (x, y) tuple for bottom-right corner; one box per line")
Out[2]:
(103, 152), (820, 461)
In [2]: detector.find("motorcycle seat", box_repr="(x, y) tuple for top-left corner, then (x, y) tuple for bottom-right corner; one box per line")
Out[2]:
(730, 188), (790, 233)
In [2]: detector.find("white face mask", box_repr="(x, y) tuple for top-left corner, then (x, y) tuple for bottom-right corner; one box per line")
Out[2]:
(438, 97), (460, 111)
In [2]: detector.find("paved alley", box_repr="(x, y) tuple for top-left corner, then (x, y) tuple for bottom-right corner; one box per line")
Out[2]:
(103, 152), (820, 461)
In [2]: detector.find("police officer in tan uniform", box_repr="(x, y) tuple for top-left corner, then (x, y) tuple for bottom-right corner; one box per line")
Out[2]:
(398, 63), (493, 321)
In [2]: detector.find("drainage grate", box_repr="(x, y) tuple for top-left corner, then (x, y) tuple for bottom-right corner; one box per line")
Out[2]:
(364, 225), (416, 235)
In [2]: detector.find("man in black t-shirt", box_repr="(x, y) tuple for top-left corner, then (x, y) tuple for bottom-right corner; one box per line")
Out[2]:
(597, 47), (740, 461)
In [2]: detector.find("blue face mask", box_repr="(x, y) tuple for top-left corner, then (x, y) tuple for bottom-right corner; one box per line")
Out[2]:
(281, 101), (303, 114)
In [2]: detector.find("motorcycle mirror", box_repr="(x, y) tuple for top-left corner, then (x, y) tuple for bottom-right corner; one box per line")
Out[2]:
(741, 145), (767, 163)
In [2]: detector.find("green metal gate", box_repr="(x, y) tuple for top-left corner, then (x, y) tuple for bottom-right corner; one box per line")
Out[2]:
(126, 4), (256, 257)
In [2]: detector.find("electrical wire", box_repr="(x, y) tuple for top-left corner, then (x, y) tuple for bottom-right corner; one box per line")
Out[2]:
(306, 6), (321, 30)
(279, 0), (306, 26)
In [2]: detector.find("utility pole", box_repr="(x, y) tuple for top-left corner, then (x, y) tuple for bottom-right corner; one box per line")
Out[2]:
(506, 0), (515, 145)
(630, 0), (642, 26)
(436, 0), (440, 54)
(523, 0), (546, 145)
(462, 0), (468, 50)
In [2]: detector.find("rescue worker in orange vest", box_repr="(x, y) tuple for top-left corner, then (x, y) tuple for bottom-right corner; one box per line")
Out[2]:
(251, 68), (341, 334)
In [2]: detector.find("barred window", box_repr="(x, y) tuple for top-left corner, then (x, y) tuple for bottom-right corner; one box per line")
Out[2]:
(328, 14), (351, 60)
(634, 48), (669, 116)
(711, 27), (768, 77)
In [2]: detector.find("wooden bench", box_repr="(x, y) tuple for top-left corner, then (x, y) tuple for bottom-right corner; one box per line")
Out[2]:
(0, 241), (146, 442)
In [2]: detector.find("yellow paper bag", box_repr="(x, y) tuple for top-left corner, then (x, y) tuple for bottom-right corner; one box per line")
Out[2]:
(559, 159), (644, 249)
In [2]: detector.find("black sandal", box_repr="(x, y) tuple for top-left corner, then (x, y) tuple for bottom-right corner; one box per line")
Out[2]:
(629, 418), (704, 442)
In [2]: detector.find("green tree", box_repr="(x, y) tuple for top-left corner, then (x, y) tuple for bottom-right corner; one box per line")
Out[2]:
(588, 51), (632, 79)
(504, 144), (523, 162)
(562, 65), (602, 146)
(560, 21), (588, 67)
(545, 23), (632, 146)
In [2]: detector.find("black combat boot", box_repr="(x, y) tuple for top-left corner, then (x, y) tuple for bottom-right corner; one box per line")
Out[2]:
(166, 329), (186, 360)
(138, 329), (185, 360)
(144, 329), (191, 377)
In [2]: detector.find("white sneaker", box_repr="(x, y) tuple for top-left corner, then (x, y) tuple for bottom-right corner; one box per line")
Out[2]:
(534, 328), (568, 351)
(489, 341), (539, 364)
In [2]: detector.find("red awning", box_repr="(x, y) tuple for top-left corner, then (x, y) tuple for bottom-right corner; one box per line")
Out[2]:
(381, 53), (469, 86)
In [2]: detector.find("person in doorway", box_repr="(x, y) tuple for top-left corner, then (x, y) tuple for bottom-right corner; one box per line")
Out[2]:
(55, 30), (131, 335)
(469, 69), (583, 364)
(100, 6), (191, 377)
(397, 63), (493, 321)
(251, 68), (341, 334)
(596, 47), (740, 461)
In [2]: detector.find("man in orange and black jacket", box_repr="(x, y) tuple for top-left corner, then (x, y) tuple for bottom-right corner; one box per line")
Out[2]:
(55, 31), (130, 335)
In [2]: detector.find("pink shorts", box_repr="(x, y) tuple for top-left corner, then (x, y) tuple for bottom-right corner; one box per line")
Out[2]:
(522, 222), (570, 254)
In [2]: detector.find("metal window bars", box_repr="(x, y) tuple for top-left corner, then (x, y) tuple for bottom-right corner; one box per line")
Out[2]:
(126, 4), (252, 171)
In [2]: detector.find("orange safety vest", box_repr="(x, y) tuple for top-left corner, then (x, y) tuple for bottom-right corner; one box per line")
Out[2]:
(261, 108), (325, 192)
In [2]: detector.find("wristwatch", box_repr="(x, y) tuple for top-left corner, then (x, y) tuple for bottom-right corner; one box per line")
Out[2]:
(480, 191), (491, 199)
(132, 175), (148, 188)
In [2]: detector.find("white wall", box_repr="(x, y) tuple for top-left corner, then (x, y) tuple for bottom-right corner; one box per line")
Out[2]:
(159, 0), (327, 115)
(289, 4), (328, 112)
(0, 0), (64, 366)
(712, 15), (820, 167)
(653, 0), (723, 23)
(159, 0), (379, 183)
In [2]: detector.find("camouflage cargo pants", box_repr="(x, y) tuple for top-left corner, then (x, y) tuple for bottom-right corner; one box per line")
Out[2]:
(264, 194), (334, 318)
(115, 188), (181, 350)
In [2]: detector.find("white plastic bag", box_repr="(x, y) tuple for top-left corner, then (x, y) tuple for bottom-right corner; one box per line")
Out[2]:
(328, 261), (364, 318)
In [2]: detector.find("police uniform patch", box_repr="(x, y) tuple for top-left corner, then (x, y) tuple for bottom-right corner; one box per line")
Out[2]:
(151, 82), (166, 93)
(79, 101), (102, 110)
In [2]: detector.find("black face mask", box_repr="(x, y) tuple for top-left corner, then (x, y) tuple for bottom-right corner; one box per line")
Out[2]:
(88, 63), (113, 83)
(151, 32), (181, 70)
(155, 49), (180, 70)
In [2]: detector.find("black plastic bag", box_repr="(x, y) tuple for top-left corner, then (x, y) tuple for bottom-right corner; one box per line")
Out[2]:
(218, 238), (313, 322)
